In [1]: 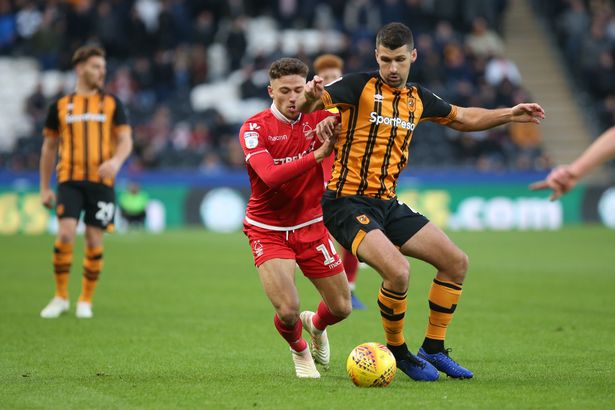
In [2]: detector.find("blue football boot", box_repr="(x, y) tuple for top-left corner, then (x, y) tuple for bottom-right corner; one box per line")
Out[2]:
(418, 347), (473, 379)
(396, 351), (439, 381)
(350, 292), (366, 310)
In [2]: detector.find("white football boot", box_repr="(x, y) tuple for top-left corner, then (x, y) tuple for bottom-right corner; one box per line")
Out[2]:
(76, 301), (93, 318)
(300, 311), (330, 368)
(291, 346), (320, 378)
(40, 297), (69, 318)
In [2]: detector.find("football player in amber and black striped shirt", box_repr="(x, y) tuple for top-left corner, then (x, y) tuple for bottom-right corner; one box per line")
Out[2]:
(39, 45), (133, 319)
(299, 22), (545, 381)
(313, 53), (365, 311)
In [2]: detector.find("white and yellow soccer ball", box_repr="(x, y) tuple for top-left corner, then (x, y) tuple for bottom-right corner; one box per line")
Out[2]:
(346, 342), (397, 387)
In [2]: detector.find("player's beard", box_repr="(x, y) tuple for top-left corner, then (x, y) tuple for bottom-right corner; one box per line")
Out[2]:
(86, 72), (104, 91)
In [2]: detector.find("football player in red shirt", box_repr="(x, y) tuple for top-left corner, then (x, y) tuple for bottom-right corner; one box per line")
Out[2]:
(239, 58), (351, 378)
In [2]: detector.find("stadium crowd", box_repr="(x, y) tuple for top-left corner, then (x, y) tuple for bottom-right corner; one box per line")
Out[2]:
(534, 0), (615, 133)
(1, 0), (551, 173)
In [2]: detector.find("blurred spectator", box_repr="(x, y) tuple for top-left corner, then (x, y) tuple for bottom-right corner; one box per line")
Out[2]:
(189, 44), (209, 86)
(15, 1), (42, 41)
(108, 66), (137, 105)
(119, 182), (149, 228)
(557, 0), (590, 61)
(192, 10), (217, 47)
(344, 0), (381, 36)
(225, 16), (247, 72)
(485, 55), (522, 87)
(0, 0), (16, 54)
(199, 150), (226, 174)
(585, 51), (615, 99)
(465, 16), (505, 59)
(24, 81), (47, 127)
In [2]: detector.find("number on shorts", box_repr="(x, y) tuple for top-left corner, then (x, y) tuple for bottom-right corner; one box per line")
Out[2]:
(95, 201), (115, 225)
(316, 239), (337, 266)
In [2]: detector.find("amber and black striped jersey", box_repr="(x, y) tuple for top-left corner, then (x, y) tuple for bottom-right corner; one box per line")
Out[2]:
(43, 92), (130, 187)
(322, 72), (457, 199)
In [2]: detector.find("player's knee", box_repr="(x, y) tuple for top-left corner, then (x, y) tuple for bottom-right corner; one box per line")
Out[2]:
(384, 257), (410, 291)
(276, 306), (300, 326)
(57, 232), (74, 244)
(450, 251), (469, 283)
(330, 298), (352, 319)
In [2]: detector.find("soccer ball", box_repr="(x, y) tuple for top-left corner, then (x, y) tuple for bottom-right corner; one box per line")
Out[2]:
(346, 342), (397, 387)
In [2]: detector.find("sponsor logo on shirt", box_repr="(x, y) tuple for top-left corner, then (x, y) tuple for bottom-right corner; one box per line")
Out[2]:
(268, 134), (288, 142)
(369, 112), (415, 130)
(244, 131), (259, 149)
(66, 113), (107, 123)
(273, 141), (316, 164)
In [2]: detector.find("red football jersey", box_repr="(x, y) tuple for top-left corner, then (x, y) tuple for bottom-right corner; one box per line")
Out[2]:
(239, 104), (332, 230)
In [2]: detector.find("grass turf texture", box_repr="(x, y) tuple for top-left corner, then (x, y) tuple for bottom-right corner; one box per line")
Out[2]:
(0, 227), (614, 409)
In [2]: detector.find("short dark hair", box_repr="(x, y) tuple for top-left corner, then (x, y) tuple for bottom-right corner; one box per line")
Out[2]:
(268, 58), (309, 80)
(376, 22), (414, 50)
(71, 45), (105, 67)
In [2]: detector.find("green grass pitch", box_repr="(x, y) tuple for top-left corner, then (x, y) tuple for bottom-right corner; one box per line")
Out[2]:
(1, 227), (614, 409)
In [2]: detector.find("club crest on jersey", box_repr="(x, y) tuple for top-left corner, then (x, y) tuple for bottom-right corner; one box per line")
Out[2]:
(408, 97), (416, 112)
(356, 214), (370, 225)
(303, 122), (314, 139)
(253, 240), (264, 257)
(244, 131), (259, 149)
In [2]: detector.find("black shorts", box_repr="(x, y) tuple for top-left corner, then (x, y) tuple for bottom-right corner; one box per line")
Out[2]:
(56, 181), (116, 229)
(321, 190), (429, 255)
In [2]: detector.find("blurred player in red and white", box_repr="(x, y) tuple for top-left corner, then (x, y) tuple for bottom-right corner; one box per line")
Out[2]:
(313, 54), (365, 310)
(239, 58), (351, 378)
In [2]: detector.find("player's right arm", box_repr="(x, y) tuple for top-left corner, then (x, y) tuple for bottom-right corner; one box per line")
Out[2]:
(40, 101), (59, 209)
(297, 75), (326, 113)
(530, 126), (615, 200)
(299, 72), (366, 114)
(239, 120), (336, 188)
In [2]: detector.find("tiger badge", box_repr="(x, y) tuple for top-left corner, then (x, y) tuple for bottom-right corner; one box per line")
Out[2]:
(408, 97), (416, 112)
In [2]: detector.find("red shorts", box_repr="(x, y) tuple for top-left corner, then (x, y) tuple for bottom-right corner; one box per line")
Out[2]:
(243, 221), (344, 279)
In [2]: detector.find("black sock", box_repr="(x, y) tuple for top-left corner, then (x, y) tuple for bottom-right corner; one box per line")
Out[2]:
(422, 337), (445, 354)
(386, 343), (409, 361)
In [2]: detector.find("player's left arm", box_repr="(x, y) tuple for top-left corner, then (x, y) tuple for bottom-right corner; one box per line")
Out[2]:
(448, 103), (545, 132)
(417, 84), (545, 131)
(98, 96), (133, 179)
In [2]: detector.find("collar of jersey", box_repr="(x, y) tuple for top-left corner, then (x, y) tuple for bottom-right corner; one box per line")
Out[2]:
(377, 72), (410, 93)
(270, 103), (302, 125)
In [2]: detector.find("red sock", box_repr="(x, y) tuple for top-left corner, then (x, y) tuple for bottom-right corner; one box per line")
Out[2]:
(342, 248), (358, 285)
(313, 301), (343, 331)
(274, 315), (307, 352)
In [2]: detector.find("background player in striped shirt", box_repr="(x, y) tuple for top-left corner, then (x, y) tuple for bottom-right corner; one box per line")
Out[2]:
(39, 46), (133, 319)
(313, 53), (365, 311)
(299, 22), (545, 381)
